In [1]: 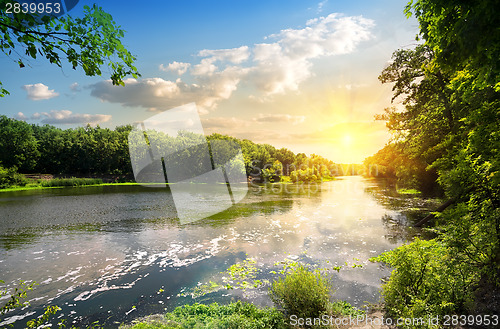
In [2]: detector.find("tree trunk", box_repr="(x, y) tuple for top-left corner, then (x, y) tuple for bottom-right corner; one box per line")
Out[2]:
(414, 198), (455, 227)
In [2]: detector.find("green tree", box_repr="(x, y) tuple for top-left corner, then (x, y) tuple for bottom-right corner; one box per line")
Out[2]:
(372, 0), (500, 321)
(0, 115), (39, 171)
(32, 124), (67, 173)
(405, 0), (500, 85)
(269, 264), (331, 320)
(0, 1), (140, 96)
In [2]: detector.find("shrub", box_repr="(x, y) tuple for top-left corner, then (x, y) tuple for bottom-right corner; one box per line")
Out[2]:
(371, 238), (478, 328)
(0, 166), (29, 188)
(41, 177), (103, 187)
(269, 264), (331, 320)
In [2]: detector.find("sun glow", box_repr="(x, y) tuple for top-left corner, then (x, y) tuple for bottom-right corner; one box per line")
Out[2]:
(342, 134), (353, 146)
(305, 121), (390, 164)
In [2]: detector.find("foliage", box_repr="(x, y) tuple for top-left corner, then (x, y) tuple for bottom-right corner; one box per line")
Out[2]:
(26, 305), (62, 328)
(0, 1), (140, 96)
(181, 258), (267, 298)
(0, 280), (35, 321)
(327, 300), (364, 317)
(404, 0), (500, 84)
(31, 123), (134, 176)
(289, 167), (320, 183)
(40, 177), (102, 187)
(0, 166), (28, 188)
(269, 264), (332, 320)
(0, 119), (135, 177)
(369, 0), (500, 321)
(223, 258), (264, 291)
(363, 142), (439, 193)
(261, 160), (283, 183)
(397, 188), (422, 195)
(0, 118), (352, 187)
(123, 302), (287, 329)
(1, 279), (103, 328)
(371, 238), (477, 328)
(0, 116), (39, 171)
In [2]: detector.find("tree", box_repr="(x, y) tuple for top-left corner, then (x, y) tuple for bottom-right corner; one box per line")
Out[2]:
(405, 0), (500, 85)
(371, 0), (500, 320)
(0, 1), (140, 96)
(0, 115), (39, 171)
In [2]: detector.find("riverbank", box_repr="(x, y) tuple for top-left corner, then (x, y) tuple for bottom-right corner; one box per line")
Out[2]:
(119, 302), (391, 329)
(0, 182), (140, 193)
(0, 175), (339, 193)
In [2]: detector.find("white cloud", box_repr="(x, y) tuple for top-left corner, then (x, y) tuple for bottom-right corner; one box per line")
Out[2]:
(159, 61), (191, 75)
(253, 114), (305, 125)
(70, 82), (81, 92)
(90, 70), (245, 112)
(30, 110), (111, 125)
(22, 83), (59, 100)
(250, 14), (374, 95)
(191, 58), (218, 76)
(198, 46), (250, 64)
(317, 0), (328, 13)
(89, 13), (373, 111)
(15, 112), (27, 120)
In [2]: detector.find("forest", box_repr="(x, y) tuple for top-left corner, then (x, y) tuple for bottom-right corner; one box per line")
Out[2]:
(0, 115), (362, 188)
(363, 0), (500, 324)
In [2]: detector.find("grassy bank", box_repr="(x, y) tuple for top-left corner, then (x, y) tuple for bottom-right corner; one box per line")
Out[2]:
(40, 177), (103, 187)
(396, 188), (422, 195)
(121, 302), (287, 329)
(122, 262), (365, 329)
(121, 300), (364, 329)
(0, 182), (139, 193)
(0, 179), (141, 192)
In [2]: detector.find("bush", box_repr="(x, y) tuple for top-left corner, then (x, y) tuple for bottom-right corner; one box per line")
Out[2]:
(269, 264), (331, 320)
(0, 166), (29, 188)
(41, 177), (103, 187)
(371, 238), (478, 328)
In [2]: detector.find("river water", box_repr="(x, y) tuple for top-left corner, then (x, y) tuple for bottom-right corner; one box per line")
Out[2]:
(0, 177), (434, 327)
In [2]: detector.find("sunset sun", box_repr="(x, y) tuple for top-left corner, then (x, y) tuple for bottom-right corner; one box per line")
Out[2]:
(342, 134), (353, 146)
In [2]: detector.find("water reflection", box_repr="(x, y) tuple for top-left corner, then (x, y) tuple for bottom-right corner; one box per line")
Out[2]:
(0, 177), (435, 327)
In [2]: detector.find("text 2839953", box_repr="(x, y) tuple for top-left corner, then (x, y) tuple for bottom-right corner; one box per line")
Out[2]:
(4, 2), (61, 15)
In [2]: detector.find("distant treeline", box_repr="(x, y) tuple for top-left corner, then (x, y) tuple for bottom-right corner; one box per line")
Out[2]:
(363, 142), (440, 193)
(0, 116), (361, 185)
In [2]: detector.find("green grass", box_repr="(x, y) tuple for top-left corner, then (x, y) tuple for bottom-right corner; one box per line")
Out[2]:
(122, 301), (364, 329)
(397, 188), (422, 195)
(40, 177), (103, 187)
(327, 301), (364, 317)
(122, 302), (287, 329)
(0, 178), (139, 192)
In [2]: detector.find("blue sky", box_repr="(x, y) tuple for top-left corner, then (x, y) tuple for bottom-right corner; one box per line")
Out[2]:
(0, 0), (419, 162)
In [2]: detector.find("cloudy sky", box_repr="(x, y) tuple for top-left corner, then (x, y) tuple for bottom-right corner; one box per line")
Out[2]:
(0, 0), (419, 163)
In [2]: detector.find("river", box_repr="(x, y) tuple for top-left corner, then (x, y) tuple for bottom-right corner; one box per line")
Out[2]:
(0, 176), (435, 327)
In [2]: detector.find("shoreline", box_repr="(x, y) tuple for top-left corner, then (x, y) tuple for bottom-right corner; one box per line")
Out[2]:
(0, 182), (140, 193)
(0, 176), (343, 193)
